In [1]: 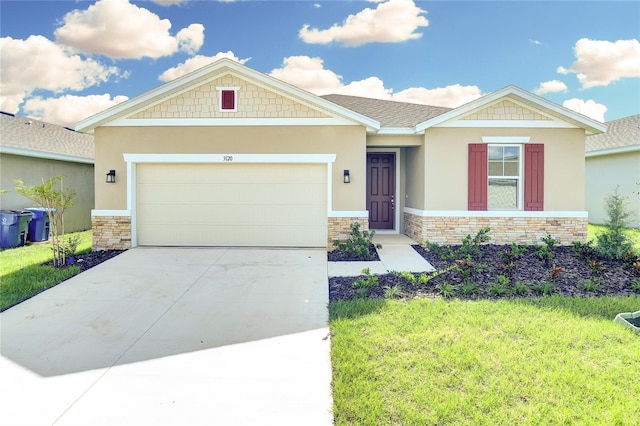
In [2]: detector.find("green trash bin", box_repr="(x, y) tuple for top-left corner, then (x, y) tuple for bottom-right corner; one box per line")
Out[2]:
(0, 210), (32, 249)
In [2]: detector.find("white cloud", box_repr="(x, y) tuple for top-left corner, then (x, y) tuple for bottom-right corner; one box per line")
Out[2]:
(558, 38), (640, 88)
(393, 85), (482, 108)
(529, 39), (542, 45)
(159, 52), (250, 82)
(0, 35), (119, 113)
(22, 94), (129, 128)
(270, 55), (481, 108)
(562, 98), (607, 122)
(533, 80), (568, 95)
(54, 0), (205, 59)
(299, 0), (428, 47)
(269, 56), (343, 94)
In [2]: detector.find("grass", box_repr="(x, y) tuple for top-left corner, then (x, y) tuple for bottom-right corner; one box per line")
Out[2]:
(588, 223), (640, 252)
(0, 230), (92, 311)
(330, 296), (640, 425)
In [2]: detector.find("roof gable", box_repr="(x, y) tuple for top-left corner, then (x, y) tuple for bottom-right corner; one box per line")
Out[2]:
(416, 86), (606, 135)
(459, 100), (551, 121)
(76, 58), (379, 133)
(132, 73), (330, 120)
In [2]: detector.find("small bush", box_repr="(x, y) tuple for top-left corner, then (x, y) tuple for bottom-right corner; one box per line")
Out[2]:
(436, 281), (456, 298)
(383, 285), (401, 299)
(513, 281), (528, 296)
(333, 222), (381, 261)
(596, 187), (633, 260)
(352, 268), (379, 298)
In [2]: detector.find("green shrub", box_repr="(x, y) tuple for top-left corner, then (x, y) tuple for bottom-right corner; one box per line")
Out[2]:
(333, 222), (381, 261)
(435, 281), (456, 298)
(352, 268), (379, 298)
(596, 187), (634, 260)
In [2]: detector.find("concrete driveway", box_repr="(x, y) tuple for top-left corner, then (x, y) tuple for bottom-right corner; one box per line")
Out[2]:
(0, 248), (332, 425)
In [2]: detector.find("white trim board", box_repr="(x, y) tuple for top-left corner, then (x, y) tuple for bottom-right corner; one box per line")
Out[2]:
(92, 210), (131, 217)
(123, 153), (336, 163)
(403, 208), (588, 218)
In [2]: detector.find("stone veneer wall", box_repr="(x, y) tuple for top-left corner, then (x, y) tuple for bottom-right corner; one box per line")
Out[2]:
(328, 217), (369, 250)
(92, 216), (132, 250)
(403, 212), (587, 245)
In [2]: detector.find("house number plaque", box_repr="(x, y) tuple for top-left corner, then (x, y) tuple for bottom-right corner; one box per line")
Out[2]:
(223, 155), (233, 162)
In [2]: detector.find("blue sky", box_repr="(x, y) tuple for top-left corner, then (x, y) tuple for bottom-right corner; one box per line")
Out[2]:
(1, 0), (638, 127)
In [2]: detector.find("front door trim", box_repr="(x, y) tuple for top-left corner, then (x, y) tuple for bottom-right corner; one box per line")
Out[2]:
(366, 148), (400, 234)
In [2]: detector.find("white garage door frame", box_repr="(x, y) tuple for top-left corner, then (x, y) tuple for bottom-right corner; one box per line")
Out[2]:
(122, 153), (337, 247)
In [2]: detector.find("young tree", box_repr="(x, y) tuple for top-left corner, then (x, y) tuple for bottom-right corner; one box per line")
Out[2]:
(596, 186), (633, 260)
(14, 176), (78, 267)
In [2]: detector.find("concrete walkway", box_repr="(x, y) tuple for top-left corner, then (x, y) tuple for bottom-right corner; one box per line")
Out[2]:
(0, 248), (333, 426)
(328, 234), (435, 277)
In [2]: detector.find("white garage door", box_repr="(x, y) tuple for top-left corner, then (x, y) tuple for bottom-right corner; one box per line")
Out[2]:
(136, 163), (327, 247)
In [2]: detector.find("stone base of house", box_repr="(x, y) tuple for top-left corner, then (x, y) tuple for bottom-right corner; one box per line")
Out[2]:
(328, 216), (369, 250)
(92, 215), (132, 250)
(403, 211), (588, 246)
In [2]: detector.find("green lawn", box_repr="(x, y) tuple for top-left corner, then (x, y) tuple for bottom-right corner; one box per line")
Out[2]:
(0, 230), (92, 311)
(330, 297), (640, 425)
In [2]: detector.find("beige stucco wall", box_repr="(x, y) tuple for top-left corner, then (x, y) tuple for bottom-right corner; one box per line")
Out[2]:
(585, 151), (640, 227)
(422, 127), (586, 211)
(0, 154), (94, 232)
(94, 125), (366, 212)
(367, 135), (423, 147)
(405, 145), (425, 209)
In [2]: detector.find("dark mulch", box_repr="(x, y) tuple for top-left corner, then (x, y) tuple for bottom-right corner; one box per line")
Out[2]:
(329, 244), (640, 301)
(328, 244), (380, 261)
(45, 250), (126, 270)
(73, 250), (126, 271)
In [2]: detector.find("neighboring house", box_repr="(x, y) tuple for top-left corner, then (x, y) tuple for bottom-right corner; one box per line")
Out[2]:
(0, 112), (94, 232)
(75, 58), (605, 251)
(585, 114), (640, 228)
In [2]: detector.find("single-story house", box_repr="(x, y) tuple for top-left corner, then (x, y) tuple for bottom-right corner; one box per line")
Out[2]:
(75, 58), (605, 251)
(585, 114), (640, 228)
(0, 112), (94, 232)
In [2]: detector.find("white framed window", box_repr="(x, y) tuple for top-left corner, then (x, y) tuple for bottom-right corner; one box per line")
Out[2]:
(216, 86), (240, 112)
(488, 144), (522, 210)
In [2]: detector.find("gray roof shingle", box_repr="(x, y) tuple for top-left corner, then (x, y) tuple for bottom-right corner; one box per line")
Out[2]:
(0, 112), (94, 161)
(321, 94), (452, 127)
(586, 114), (639, 153)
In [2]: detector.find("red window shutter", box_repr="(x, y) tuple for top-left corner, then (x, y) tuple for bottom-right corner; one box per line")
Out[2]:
(524, 144), (544, 211)
(468, 144), (488, 210)
(221, 90), (235, 110)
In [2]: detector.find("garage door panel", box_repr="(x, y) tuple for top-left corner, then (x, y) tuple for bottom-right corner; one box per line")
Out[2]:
(136, 163), (327, 247)
(139, 204), (326, 226)
(137, 224), (327, 247)
(138, 164), (324, 184)
(138, 182), (325, 205)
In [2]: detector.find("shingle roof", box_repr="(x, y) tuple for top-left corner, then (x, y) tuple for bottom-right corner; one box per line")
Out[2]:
(0, 111), (94, 162)
(586, 114), (639, 153)
(321, 94), (452, 128)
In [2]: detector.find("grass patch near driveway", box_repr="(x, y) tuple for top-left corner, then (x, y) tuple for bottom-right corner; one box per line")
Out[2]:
(330, 296), (640, 426)
(0, 231), (92, 311)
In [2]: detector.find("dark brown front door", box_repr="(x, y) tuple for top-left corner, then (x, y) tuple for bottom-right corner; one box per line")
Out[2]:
(367, 153), (395, 229)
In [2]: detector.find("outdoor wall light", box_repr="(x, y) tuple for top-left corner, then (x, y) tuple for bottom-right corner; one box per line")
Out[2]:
(106, 170), (116, 183)
(343, 169), (350, 183)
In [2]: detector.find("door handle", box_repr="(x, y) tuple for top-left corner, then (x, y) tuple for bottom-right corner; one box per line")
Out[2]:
(391, 195), (395, 210)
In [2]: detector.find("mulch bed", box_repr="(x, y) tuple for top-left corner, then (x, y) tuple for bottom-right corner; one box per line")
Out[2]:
(329, 244), (640, 301)
(44, 250), (126, 270)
